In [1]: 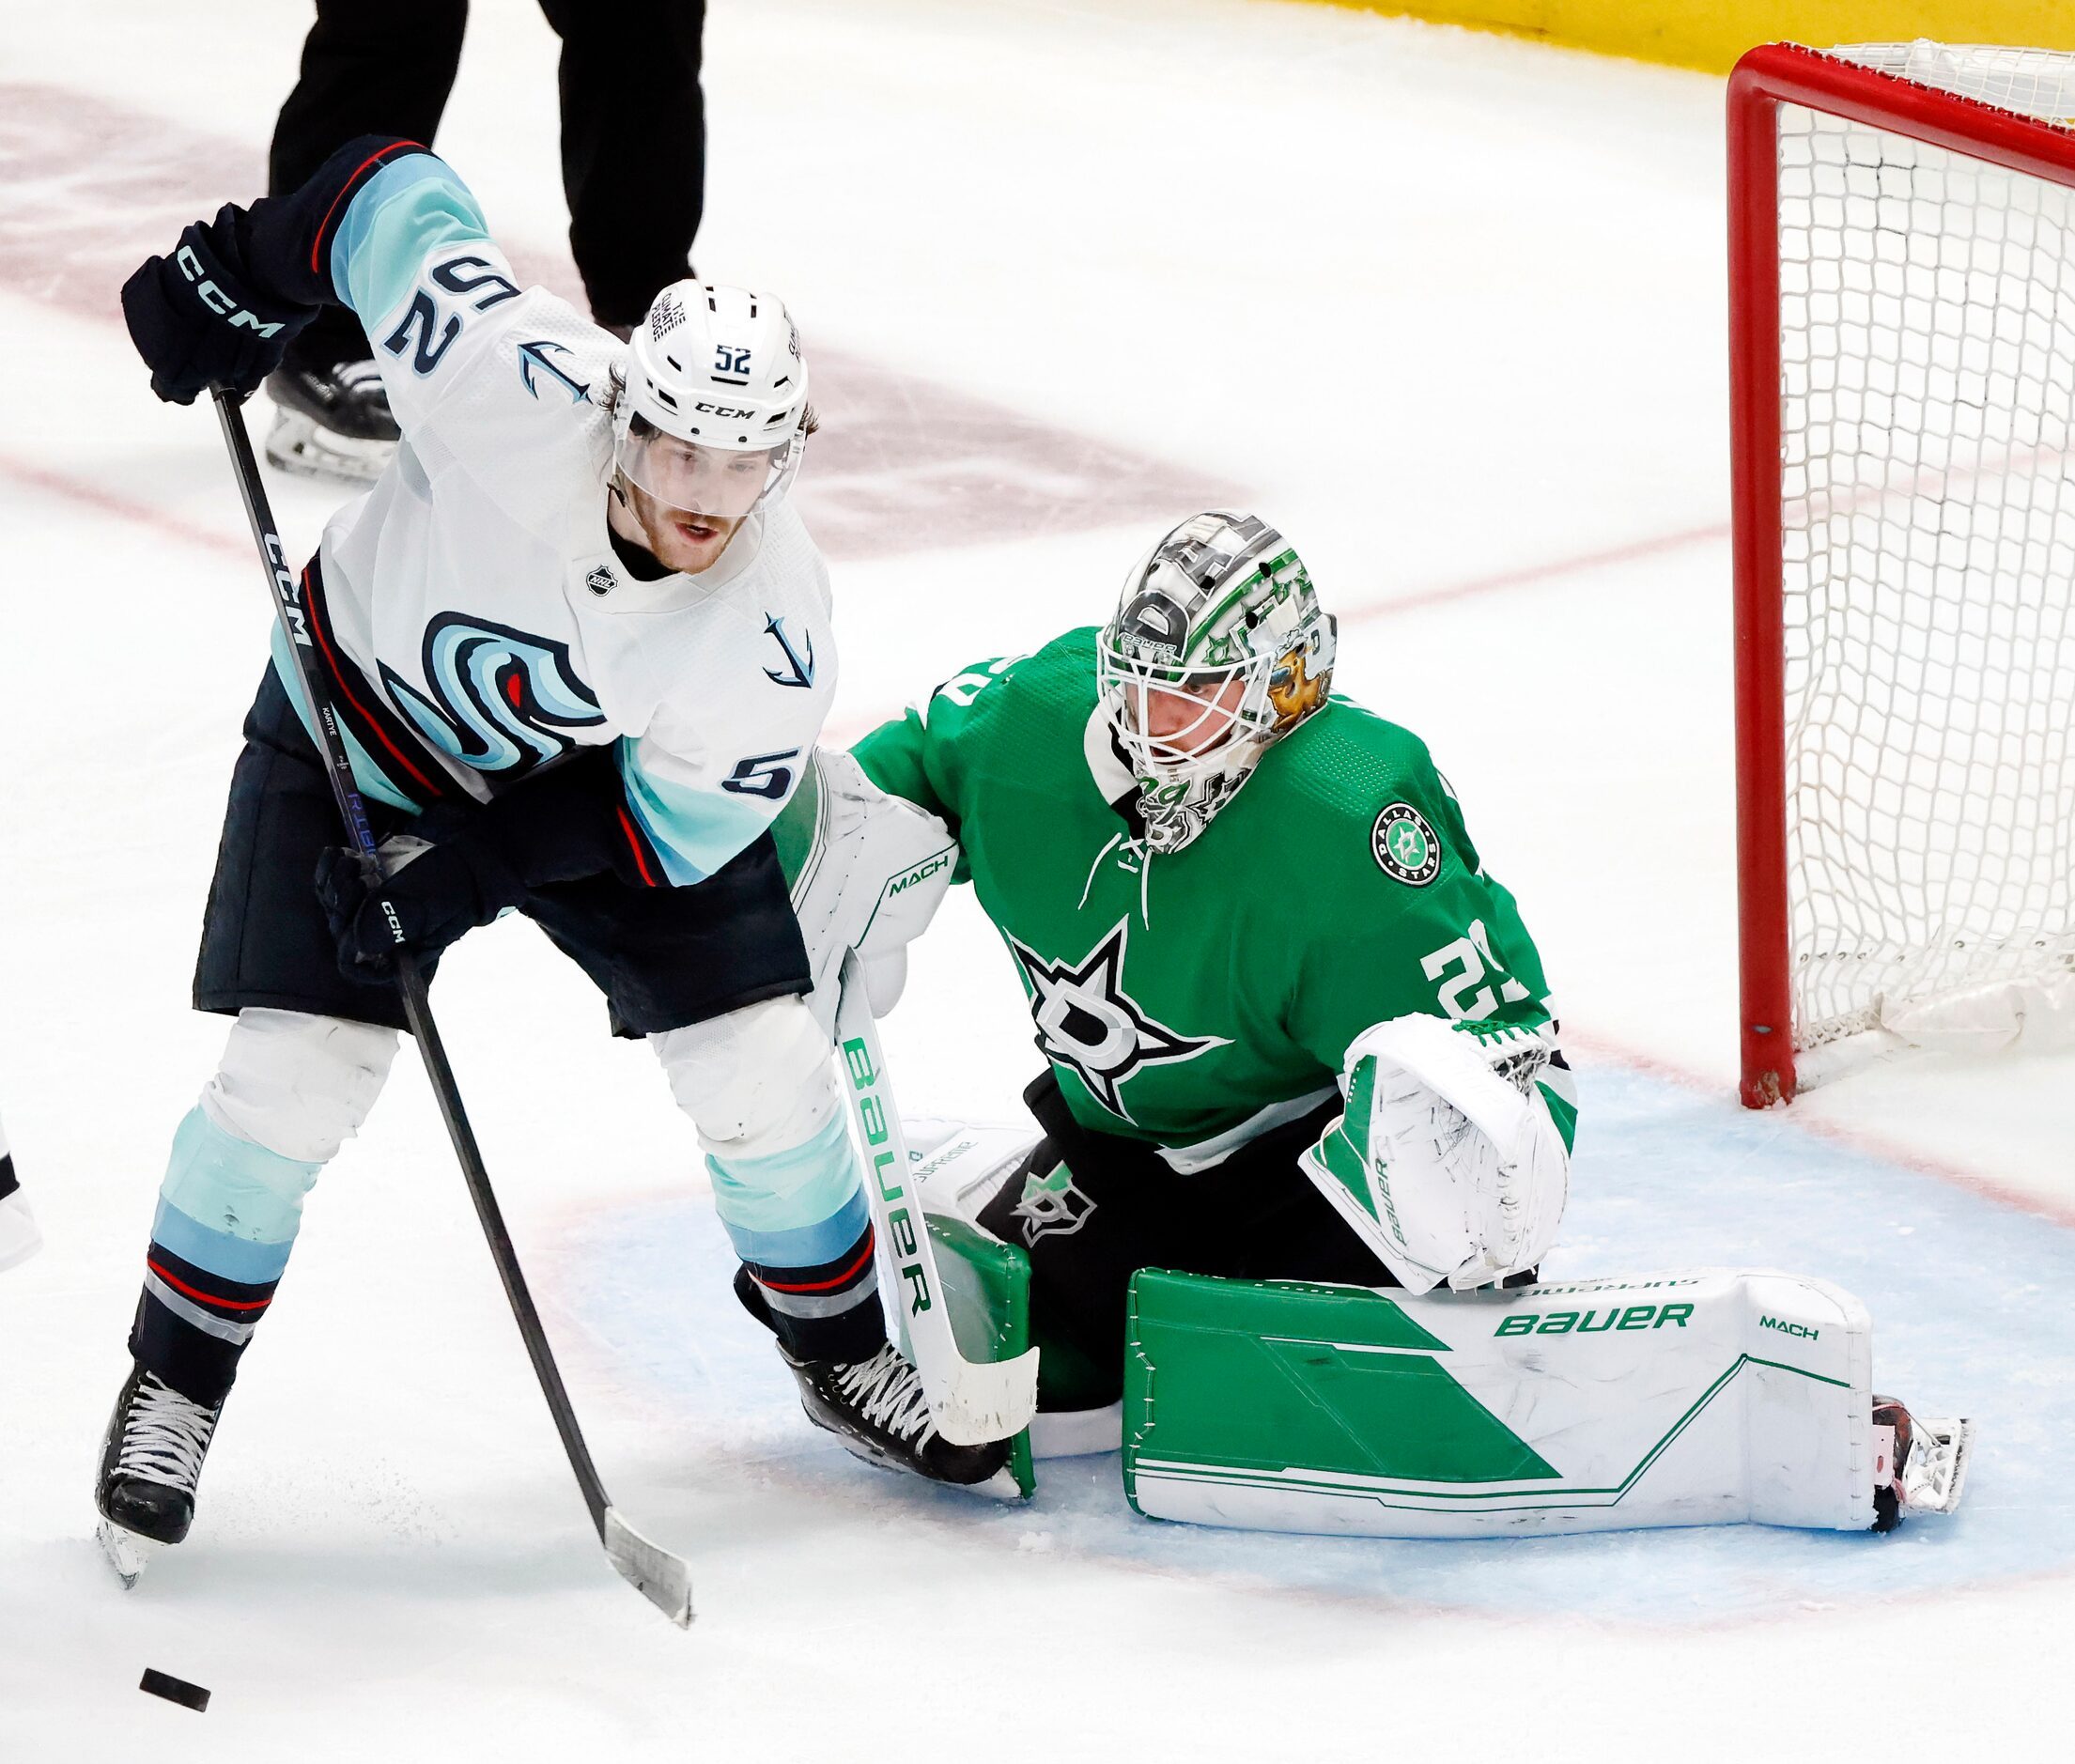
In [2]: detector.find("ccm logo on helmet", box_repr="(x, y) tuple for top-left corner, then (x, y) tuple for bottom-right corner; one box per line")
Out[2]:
(694, 400), (756, 419)
(176, 245), (286, 336)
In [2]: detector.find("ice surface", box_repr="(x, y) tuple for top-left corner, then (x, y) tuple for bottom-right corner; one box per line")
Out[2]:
(563, 1061), (2075, 1622)
(0, 0), (2064, 1756)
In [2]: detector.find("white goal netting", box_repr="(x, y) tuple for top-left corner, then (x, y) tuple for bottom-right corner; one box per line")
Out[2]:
(1779, 41), (2075, 1067)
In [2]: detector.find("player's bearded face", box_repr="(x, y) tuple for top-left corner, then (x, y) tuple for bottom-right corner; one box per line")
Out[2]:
(617, 474), (744, 573)
(612, 429), (784, 573)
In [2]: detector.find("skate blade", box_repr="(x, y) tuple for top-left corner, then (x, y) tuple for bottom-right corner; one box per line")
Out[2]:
(968, 1464), (1028, 1503)
(827, 1431), (1021, 1501)
(263, 410), (393, 486)
(1904, 1416), (1974, 1516)
(96, 1517), (163, 1588)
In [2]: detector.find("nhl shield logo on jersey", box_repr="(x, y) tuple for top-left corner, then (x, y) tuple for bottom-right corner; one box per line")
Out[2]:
(1010, 1159), (1096, 1246)
(1007, 918), (1228, 1121)
(1372, 801), (1442, 886)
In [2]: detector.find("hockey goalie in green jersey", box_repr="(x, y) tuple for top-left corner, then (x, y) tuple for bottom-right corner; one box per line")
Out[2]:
(775, 510), (1972, 1534)
(853, 511), (1572, 1338)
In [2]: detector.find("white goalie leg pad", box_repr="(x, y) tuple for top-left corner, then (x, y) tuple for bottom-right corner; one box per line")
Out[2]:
(789, 750), (961, 1036)
(906, 1122), (1042, 1227)
(201, 1008), (400, 1163)
(1302, 1014), (1568, 1293)
(1127, 1268), (1885, 1536)
(653, 994), (844, 1160)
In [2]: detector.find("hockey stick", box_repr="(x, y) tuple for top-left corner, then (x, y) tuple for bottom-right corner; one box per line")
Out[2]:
(833, 952), (1039, 1445)
(209, 389), (692, 1629)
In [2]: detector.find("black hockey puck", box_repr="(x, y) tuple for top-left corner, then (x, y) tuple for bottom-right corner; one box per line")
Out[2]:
(139, 1668), (209, 1712)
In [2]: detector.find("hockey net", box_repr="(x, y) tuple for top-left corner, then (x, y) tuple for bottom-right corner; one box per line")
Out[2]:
(1732, 41), (2075, 1106)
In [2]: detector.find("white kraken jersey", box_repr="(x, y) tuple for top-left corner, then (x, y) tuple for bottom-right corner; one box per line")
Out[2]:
(276, 152), (835, 886)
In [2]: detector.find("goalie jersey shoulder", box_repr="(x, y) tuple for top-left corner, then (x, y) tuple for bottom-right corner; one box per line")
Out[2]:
(1258, 697), (1480, 896)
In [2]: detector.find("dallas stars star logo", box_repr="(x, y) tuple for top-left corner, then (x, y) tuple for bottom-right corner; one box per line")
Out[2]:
(1006, 918), (1228, 1121)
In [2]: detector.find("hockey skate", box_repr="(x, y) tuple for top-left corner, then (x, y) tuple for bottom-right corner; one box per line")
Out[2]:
(264, 360), (398, 484)
(94, 1364), (224, 1586)
(1869, 1397), (1974, 1532)
(783, 1341), (1018, 1497)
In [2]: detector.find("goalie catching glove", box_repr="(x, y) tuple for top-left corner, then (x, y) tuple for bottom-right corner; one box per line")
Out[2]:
(1300, 1013), (1570, 1292)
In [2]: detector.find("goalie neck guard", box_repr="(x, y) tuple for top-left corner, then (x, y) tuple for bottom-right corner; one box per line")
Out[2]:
(1097, 511), (1336, 855)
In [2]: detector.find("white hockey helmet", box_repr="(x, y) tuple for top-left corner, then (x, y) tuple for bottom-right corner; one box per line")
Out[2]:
(612, 280), (812, 521)
(1097, 511), (1336, 855)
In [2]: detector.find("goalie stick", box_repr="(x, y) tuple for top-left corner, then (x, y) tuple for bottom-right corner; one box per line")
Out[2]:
(834, 952), (1039, 1445)
(209, 388), (693, 1629)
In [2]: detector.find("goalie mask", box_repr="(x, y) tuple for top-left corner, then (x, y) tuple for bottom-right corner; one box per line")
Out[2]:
(612, 280), (811, 528)
(1097, 511), (1337, 855)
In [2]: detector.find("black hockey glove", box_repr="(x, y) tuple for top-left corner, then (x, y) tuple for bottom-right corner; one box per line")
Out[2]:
(316, 837), (525, 982)
(120, 207), (317, 406)
(312, 748), (650, 981)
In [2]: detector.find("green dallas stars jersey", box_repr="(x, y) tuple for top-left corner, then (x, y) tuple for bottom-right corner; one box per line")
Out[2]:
(852, 627), (1569, 1160)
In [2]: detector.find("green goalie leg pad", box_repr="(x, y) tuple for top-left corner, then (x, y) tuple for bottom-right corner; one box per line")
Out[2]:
(1123, 1267), (1877, 1535)
(918, 1214), (1036, 1498)
(1123, 1271), (1558, 1522)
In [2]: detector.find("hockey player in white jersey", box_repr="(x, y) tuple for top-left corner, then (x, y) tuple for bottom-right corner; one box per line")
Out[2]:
(0, 1109), (38, 1273)
(96, 136), (1001, 1583)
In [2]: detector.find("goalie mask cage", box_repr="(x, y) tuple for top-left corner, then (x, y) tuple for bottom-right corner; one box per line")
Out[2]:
(1731, 41), (2075, 1107)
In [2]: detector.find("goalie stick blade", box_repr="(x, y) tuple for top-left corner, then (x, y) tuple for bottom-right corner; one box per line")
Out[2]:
(602, 1507), (693, 1628)
(922, 1344), (1041, 1447)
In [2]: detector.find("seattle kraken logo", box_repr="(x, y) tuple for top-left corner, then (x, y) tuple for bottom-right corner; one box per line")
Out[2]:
(762, 614), (816, 689)
(1006, 919), (1227, 1121)
(381, 614), (605, 775)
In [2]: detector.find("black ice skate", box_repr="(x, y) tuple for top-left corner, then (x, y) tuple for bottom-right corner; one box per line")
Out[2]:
(1869, 1396), (1974, 1532)
(95, 1364), (224, 1586)
(264, 359), (399, 484)
(783, 1341), (1015, 1494)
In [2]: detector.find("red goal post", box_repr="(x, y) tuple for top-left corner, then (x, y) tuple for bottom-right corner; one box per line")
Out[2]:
(1731, 42), (2075, 1107)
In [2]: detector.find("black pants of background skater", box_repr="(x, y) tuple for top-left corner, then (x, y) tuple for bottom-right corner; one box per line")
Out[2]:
(269, 0), (707, 369)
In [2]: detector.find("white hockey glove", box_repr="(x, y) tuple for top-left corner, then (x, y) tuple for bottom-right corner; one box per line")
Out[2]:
(1299, 1014), (1569, 1294)
(794, 749), (961, 1033)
